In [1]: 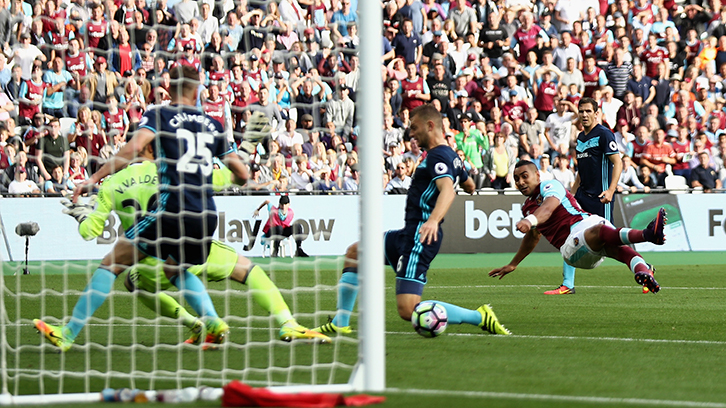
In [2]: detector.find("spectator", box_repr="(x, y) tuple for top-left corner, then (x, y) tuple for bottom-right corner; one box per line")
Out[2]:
(519, 107), (546, 157)
(448, 0), (477, 38)
(513, 11), (548, 64)
(3, 149), (39, 189)
(483, 132), (514, 189)
(312, 166), (337, 193)
(102, 94), (130, 140)
(454, 112), (487, 183)
(85, 57), (119, 111)
(291, 77), (325, 129)
(289, 156), (313, 191)
(43, 164), (73, 195)
(626, 63), (655, 105)
(13, 33), (46, 81)
(325, 84), (355, 139)
(605, 47), (633, 100)
(543, 99), (577, 157)
(341, 163), (359, 191)
(641, 128), (676, 186)
(616, 91), (641, 129)
(551, 155), (575, 189)
(275, 118), (304, 158)
(690, 151), (723, 192)
(671, 126), (693, 180)
(559, 57), (585, 95)
(18, 64), (46, 126)
(42, 57), (73, 118)
(392, 19), (422, 65)
(7, 165), (40, 195)
(385, 161), (412, 194)
(618, 155), (649, 193)
(330, 0), (357, 39)
(552, 31), (582, 71)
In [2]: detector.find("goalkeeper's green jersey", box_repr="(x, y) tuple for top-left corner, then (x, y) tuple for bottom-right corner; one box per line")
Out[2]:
(79, 161), (232, 240)
(79, 161), (159, 241)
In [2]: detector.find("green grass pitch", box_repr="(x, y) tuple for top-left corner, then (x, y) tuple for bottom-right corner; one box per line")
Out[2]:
(2, 251), (726, 408)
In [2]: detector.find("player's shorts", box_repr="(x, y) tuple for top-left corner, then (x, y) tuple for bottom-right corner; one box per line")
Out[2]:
(574, 190), (614, 222)
(560, 215), (614, 269)
(129, 240), (238, 292)
(129, 212), (217, 267)
(384, 223), (443, 296)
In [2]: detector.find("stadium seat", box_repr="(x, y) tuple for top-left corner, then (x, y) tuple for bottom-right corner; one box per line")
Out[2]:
(59, 118), (76, 138)
(664, 175), (688, 194)
(502, 187), (520, 195)
(261, 236), (294, 258)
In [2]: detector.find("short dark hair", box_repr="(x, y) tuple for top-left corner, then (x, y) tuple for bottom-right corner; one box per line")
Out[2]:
(579, 97), (599, 111)
(515, 159), (537, 170)
(168, 65), (200, 100)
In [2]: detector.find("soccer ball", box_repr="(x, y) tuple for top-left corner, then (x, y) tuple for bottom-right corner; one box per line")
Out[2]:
(411, 301), (448, 338)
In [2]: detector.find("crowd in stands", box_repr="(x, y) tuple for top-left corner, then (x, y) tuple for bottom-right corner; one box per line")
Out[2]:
(0, 0), (725, 196)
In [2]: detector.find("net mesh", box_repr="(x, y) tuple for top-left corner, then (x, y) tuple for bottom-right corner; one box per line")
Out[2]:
(0, 1), (370, 396)
(1, 250), (360, 396)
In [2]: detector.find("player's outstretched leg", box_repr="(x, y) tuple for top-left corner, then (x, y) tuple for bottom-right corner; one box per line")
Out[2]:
(312, 267), (357, 336)
(604, 244), (660, 293)
(312, 243), (359, 335)
(220, 247), (330, 343)
(168, 269), (229, 345)
(33, 319), (73, 352)
(123, 269), (208, 345)
(434, 301), (511, 335)
(243, 264), (330, 343)
(34, 267), (117, 351)
(598, 208), (667, 246)
(544, 262), (576, 295)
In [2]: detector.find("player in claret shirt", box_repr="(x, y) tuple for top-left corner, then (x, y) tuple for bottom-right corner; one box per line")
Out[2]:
(489, 160), (665, 294)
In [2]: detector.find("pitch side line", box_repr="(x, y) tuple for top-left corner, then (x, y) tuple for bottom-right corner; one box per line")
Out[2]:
(63, 323), (726, 346)
(386, 388), (726, 407)
(384, 330), (726, 345)
(423, 284), (726, 290)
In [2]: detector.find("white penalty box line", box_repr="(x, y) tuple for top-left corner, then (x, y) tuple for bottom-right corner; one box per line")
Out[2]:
(386, 388), (726, 408)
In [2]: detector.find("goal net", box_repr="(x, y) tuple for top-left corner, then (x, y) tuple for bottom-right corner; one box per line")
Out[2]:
(0, 0), (384, 403)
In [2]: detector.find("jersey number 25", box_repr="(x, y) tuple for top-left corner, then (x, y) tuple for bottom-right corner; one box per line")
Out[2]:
(176, 129), (214, 176)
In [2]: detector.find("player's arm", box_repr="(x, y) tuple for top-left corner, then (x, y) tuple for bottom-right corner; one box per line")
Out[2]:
(253, 199), (270, 217)
(600, 153), (622, 203)
(571, 171), (581, 195)
(77, 188), (113, 241)
(488, 228), (541, 279)
(419, 176), (455, 245)
(516, 196), (559, 235)
(460, 176), (475, 194)
(72, 128), (154, 202)
(222, 152), (249, 186)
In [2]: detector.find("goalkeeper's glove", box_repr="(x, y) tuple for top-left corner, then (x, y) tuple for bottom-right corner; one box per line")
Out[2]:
(61, 196), (97, 224)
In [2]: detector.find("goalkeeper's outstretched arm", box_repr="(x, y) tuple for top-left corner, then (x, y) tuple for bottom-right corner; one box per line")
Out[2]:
(72, 129), (155, 202)
(223, 151), (250, 186)
(77, 189), (113, 241)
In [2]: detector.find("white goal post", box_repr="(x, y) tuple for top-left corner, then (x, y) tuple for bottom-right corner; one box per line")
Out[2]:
(0, 0), (385, 403)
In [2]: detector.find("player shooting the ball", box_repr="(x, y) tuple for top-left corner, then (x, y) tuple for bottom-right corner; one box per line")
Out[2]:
(489, 160), (666, 293)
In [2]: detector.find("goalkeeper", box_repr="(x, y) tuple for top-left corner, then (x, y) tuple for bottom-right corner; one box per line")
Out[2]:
(34, 143), (330, 350)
